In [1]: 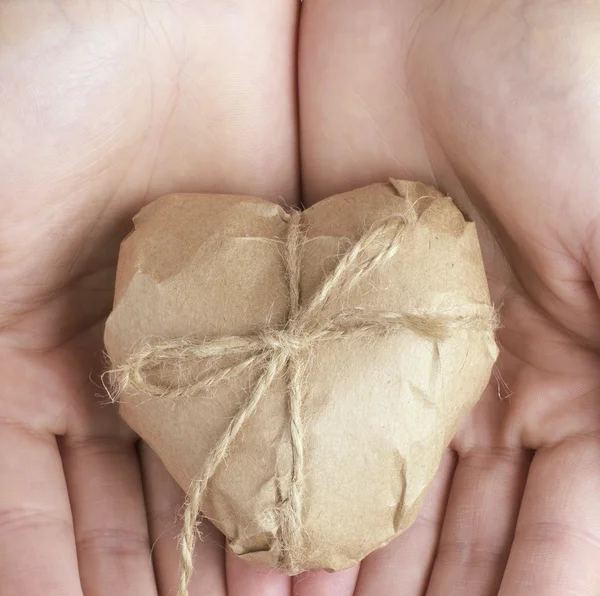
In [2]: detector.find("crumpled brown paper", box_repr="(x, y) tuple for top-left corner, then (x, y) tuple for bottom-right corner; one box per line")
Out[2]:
(104, 179), (498, 573)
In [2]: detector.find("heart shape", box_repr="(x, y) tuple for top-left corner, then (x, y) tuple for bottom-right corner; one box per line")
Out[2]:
(104, 179), (497, 577)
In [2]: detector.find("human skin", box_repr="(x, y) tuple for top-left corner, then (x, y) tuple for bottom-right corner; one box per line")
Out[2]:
(1, 1), (600, 596)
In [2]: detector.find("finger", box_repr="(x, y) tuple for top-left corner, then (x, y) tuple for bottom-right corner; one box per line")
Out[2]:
(293, 566), (360, 596)
(226, 551), (291, 596)
(61, 434), (157, 596)
(425, 448), (530, 596)
(139, 442), (227, 596)
(0, 421), (82, 595)
(299, 0), (433, 204)
(354, 451), (456, 596)
(498, 437), (600, 596)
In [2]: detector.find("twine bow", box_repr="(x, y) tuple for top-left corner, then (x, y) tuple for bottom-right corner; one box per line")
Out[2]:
(108, 209), (497, 596)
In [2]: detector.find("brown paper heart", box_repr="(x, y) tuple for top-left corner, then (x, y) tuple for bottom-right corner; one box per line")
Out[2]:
(104, 179), (497, 582)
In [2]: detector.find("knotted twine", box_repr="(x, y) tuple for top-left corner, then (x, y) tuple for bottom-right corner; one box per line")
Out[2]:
(108, 209), (497, 596)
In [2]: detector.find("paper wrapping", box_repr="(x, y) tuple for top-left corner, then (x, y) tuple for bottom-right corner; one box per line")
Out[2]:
(104, 179), (498, 572)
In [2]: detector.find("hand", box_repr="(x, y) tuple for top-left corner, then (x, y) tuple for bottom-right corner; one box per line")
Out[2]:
(0, 2), (298, 595)
(300, 1), (600, 595)
(2, 2), (600, 596)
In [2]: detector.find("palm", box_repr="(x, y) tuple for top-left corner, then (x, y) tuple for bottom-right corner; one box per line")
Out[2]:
(2, 2), (599, 596)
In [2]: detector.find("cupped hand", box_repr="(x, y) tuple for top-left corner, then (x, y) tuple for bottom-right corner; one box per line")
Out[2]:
(0, 2), (297, 595)
(300, 2), (600, 595)
(2, 2), (600, 596)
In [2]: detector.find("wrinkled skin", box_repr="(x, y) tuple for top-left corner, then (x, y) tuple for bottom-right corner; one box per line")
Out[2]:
(1, 2), (600, 595)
